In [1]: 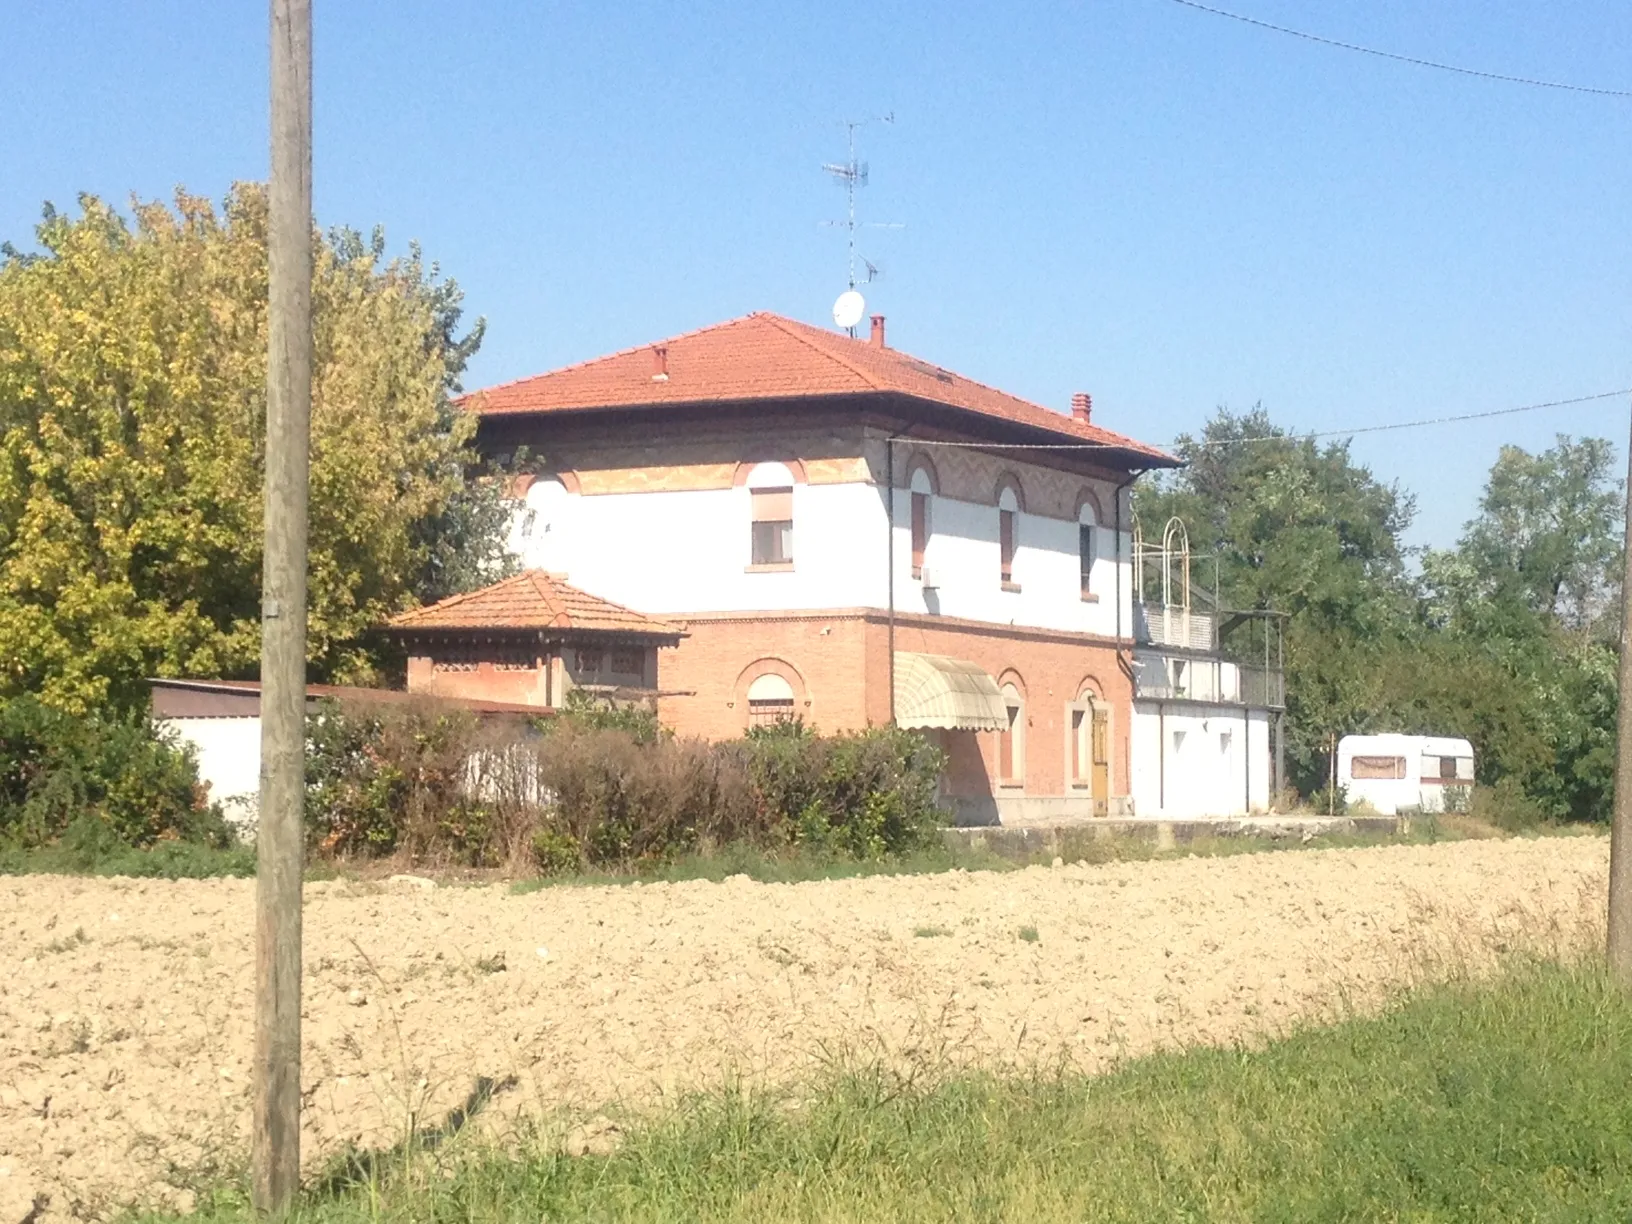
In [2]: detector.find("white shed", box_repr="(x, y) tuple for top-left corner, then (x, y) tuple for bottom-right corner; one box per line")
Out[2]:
(1336, 733), (1474, 815)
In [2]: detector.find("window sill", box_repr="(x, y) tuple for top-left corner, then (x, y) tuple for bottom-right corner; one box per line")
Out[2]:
(998, 781), (1024, 791)
(745, 562), (795, 573)
(1000, 581), (1022, 594)
(1080, 592), (1100, 603)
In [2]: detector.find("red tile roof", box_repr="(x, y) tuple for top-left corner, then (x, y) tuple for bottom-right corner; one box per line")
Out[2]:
(463, 313), (1177, 465)
(388, 571), (683, 637)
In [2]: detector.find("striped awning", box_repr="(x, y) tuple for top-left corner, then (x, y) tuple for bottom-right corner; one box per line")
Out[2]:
(894, 653), (1009, 732)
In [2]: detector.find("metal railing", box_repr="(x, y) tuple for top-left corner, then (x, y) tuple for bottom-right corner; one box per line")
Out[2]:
(1132, 601), (1216, 651)
(1239, 665), (1285, 709)
(1134, 655), (1286, 709)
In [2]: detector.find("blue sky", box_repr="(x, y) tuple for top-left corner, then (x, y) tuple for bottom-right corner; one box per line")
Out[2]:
(5, 0), (1630, 548)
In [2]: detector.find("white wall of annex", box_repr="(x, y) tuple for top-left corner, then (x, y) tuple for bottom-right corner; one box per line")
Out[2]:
(1130, 703), (1271, 817)
(160, 716), (261, 833)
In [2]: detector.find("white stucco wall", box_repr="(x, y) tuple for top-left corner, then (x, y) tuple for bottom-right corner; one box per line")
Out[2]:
(508, 470), (1134, 637)
(160, 716), (261, 832)
(1130, 702), (1271, 817)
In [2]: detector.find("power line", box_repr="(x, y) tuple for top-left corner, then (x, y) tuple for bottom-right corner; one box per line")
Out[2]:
(902, 388), (1632, 453)
(1167, 0), (1632, 99)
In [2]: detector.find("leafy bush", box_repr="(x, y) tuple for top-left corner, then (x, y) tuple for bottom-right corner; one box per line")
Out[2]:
(305, 698), (518, 863)
(544, 689), (664, 744)
(1471, 777), (1549, 832)
(741, 721), (947, 859)
(305, 699), (950, 874)
(531, 724), (762, 870)
(0, 695), (225, 849)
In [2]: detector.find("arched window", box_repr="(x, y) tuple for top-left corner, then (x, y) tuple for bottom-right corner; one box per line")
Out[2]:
(512, 476), (572, 570)
(746, 672), (797, 727)
(746, 461), (795, 568)
(910, 466), (934, 579)
(997, 484), (1022, 589)
(999, 681), (1024, 785)
(1078, 499), (1097, 600)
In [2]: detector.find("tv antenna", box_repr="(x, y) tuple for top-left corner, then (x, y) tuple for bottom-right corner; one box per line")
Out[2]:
(822, 113), (902, 335)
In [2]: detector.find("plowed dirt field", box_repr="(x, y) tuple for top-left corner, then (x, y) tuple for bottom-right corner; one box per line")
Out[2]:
(0, 837), (1607, 1219)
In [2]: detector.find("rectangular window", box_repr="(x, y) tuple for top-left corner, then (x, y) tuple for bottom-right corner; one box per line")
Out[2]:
(911, 492), (929, 576)
(1422, 755), (1473, 782)
(1352, 755), (1406, 780)
(575, 647), (603, 676)
(750, 487), (793, 566)
(610, 648), (643, 678)
(1000, 509), (1016, 584)
(1079, 525), (1094, 597)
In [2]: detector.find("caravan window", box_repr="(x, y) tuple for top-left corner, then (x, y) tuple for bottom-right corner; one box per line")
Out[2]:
(1424, 755), (1474, 782)
(1351, 755), (1406, 780)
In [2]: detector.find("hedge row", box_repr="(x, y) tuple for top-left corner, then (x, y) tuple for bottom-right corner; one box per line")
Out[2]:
(304, 697), (949, 873)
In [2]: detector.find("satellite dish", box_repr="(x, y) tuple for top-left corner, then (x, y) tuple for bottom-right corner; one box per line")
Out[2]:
(832, 289), (866, 330)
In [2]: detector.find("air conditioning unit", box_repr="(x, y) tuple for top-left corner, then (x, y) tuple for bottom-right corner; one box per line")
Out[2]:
(919, 566), (939, 591)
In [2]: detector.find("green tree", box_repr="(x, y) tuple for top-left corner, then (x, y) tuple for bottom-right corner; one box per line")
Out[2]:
(1420, 436), (1623, 822)
(0, 188), (514, 712)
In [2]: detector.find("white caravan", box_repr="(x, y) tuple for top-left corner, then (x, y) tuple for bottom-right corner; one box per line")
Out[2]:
(1336, 734), (1475, 815)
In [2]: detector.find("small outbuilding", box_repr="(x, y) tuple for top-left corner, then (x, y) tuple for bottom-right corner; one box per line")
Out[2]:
(1337, 733), (1475, 816)
(387, 568), (685, 709)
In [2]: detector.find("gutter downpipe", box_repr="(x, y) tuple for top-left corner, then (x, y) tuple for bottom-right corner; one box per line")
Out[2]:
(886, 431), (903, 725)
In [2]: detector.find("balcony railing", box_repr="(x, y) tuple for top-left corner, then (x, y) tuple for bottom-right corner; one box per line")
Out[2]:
(1239, 665), (1285, 709)
(1133, 601), (1216, 651)
(1134, 654), (1286, 710)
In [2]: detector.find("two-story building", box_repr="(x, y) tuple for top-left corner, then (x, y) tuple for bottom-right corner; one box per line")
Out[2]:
(417, 311), (1216, 824)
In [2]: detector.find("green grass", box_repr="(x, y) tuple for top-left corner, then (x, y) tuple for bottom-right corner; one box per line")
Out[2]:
(509, 814), (1588, 892)
(0, 836), (256, 879)
(146, 959), (1632, 1223)
(0, 810), (1594, 888)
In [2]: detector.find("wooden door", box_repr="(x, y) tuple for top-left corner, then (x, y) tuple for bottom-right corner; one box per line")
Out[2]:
(1091, 708), (1111, 817)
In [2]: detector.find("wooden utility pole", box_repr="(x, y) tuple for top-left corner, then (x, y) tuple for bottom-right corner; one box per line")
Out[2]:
(1607, 404), (1632, 982)
(253, 0), (312, 1211)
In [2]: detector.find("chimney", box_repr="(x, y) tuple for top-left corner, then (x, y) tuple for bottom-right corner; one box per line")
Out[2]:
(1071, 392), (1092, 423)
(651, 344), (669, 382)
(869, 314), (886, 349)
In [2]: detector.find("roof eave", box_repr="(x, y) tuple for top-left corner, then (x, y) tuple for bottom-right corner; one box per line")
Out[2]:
(386, 623), (685, 642)
(469, 388), (1180, 469)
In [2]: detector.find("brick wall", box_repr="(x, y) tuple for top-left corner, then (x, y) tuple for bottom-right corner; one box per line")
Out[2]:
(870, 615), (1131, 798)
(658, 613), (871, 740)
(657, 609), (1131, 800)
